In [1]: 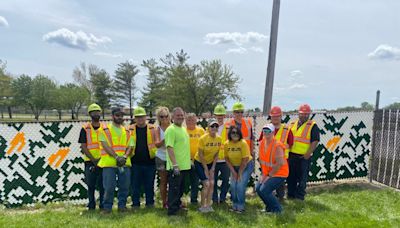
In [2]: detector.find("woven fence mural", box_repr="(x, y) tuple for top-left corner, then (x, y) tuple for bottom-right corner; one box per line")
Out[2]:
(0, 111), (373, 206)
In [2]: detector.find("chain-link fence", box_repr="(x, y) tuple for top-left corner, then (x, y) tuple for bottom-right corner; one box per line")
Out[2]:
(0, 111), (373, 206)
(370, 109), (400, 189)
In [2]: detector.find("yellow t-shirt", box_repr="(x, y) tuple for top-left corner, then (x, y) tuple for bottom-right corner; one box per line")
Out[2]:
(186, 126), (206, 159)
(195, 133), (222, 164)
(224, 139), (252, 166)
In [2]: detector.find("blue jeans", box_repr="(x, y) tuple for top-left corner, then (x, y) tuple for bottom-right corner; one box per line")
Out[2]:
(213, 162), (230, 203)
(130, 164), (156, 206)
(256, 177), (285, 213)
(287, 153), (311, 200)
(230, 160), (254, 210)
(84, 162), (104, 209)
(102, 167), (131, 210)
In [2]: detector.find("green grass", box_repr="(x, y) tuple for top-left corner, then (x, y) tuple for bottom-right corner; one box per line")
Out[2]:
(0, 182), (399, 228)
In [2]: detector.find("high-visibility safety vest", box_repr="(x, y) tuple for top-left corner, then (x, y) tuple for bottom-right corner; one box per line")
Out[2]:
(274, 124), (290, 159)
(217, 123), (229, 160)
(290, 119), (316, 155)
(97, 123), (132, 168)
(259, 138), (288, 178)
(228, 118), (253, 151)
(129, 124), (157, 159)
(82, 123), (102, 161)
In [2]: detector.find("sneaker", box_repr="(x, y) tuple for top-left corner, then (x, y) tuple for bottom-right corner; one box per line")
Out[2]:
(198, 207), (208, 213)
(207, 206), (214, 212)
(236, 209), (245, 214)
(229, 207), (237, 212)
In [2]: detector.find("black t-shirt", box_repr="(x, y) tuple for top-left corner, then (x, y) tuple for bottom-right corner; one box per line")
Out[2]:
(78, 125), (101, 143)
(131, 126), (155, 165)
(296, 122), (320, 143)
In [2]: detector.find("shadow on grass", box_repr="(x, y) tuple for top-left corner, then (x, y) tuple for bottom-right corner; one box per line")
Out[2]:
(309, 182), (382, 196)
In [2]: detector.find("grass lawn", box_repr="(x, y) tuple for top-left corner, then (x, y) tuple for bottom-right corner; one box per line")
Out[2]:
(0, 182), (399, 228)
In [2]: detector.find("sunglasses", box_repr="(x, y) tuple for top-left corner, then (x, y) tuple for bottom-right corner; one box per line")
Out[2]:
(210, 124), (219, 129)
(160, 115), (169, 119)
(262, 128), (273, 134)
(231, 131), (239, 135)
(114, 113), (124, 117)
(234, 111), (244, 114)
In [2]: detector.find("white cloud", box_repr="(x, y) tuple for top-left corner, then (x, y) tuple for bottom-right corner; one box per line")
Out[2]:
(288, 83), (307, 90)
(368, 44), (400, 61)
(0, 16), (9, 27)
(290, 70), (304, 80)
(249, 46), (264, 53)
(226, 47), (247, 54)
(94, 52), (122, 58)
(204, 32), (268, 46)
(43, 28), (112, 51)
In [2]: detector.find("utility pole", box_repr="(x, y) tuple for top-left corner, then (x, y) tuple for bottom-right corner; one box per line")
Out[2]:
(262, 0), (281, 115)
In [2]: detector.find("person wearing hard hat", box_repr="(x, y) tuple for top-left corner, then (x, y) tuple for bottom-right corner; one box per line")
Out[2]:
(98, 107), (135, 213)
(185, 113), (205, 204)
(78, 103), (104, 211)
(256, 124), (288, 214)
(129, 106), (158, 208)
(287, 104), (320, 200)
(229, 102), (254, 156)
(212, 104), (230, 204)
(268, 106), (293, 201)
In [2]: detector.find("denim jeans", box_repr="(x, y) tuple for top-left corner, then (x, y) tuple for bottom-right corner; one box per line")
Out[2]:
(130, 164), (156, 206)
(287, 153), (311, 200)
(230, 160), (254, 210)
(102, 167), (131, 210)
(213, 162), (230, 203)
(84, 162), (104, 209)
(256, 177), (285, 213)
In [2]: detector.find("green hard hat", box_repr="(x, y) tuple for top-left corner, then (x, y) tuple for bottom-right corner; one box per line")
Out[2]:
(87, 103), (102, 114)
(232, 102), (245, 111)
(214, 104), (226, 115)
(134, 106), (147, 117)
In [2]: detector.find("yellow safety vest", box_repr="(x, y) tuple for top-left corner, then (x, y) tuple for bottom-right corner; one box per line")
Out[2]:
(82, 123), (102, 161)
(129, 124), (157, 159)
(217, 123), (229, 160)
(97, 123), (132, 168)
(274, 124), (290, 159)
(290, 120), (316, 155)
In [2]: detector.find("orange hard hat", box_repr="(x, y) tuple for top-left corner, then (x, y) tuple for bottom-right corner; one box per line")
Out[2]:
(269, 106), (282, 117)
(298, 104), (311, 114)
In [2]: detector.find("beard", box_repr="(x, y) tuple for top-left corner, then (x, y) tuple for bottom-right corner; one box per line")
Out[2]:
(114, 118), (124, 124)
(91, 115), (101, 122)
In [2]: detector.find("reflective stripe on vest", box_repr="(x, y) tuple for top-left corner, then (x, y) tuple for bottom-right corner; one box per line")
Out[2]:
(259, 138), (288, 177)
(290, 120), (315, 155)
(83, 123), (101, 161)
(97, 123), (132, 168)
(274, 125), (290, 159)
(129, 124), (157, 159)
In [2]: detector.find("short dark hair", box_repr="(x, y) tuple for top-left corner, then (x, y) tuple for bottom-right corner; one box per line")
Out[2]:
(227, 125), (243, 141)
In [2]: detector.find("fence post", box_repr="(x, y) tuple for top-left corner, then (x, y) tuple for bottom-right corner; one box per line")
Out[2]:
(369, 90), (380, 183)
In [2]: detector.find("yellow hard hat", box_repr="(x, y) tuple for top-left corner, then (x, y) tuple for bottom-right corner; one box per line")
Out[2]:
(232, 102), (245, 111)
(214, 104), (226, 115)
(134, 106), (147, 117)
(87, 103), (102, 114)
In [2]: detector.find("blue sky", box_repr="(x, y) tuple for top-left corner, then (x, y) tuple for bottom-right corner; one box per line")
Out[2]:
(0, 0), (399, 110)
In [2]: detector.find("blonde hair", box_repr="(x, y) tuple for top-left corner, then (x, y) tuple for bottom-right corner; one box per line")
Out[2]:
(155, 106), (171, 126)
(186, 113), (197, 120)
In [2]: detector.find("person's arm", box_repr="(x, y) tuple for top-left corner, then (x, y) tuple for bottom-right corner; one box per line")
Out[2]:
(101, 141), (119, 159)
(155, 127), (165, 148)
(238, 157), (249, 181)
(304, 125), (320, 160)
(250, 127), (255, 156)
(210, 151), (219, 175)
(224, 145), (237, 180)
(167, 146), (178, 168)
(198, 148), (209, 179)
(81, 144), (97, 163)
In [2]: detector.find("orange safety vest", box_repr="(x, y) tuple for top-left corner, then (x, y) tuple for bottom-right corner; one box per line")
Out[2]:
(274, 124), (290, 159)
(259, 138), (288, 178)
(82, 123), (101, 161)
(97, 123), (132, 168)
(228, 118), (253, 151)
(290, 120), (316, 155)
(128, 124), (157, 159)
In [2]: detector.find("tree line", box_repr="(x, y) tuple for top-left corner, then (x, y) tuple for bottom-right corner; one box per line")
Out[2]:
(0, 50), (241, 120)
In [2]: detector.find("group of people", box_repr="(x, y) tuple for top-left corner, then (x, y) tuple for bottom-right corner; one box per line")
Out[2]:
(79, 102), (319, 215)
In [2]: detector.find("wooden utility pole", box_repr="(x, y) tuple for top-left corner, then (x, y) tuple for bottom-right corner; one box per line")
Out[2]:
(262, 0), (281, 115)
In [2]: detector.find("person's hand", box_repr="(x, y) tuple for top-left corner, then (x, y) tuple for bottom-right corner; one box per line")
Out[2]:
(116, 157), (125, 167)
(173, 166), (180, 177)
(232, 171), (238, 181)
(303, 153), (312, 160)
(92, 159), (99, 166)
(209, 169), (215, 179)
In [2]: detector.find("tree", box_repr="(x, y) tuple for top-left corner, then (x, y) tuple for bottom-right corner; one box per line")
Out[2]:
(139, 59), (166, 116)
(72, 62), (97, 102)
(112, 61), (138, 119)
(52, 86), (68, 120)
(385, 102), (400, 110)
(0, 60), (13, 118)
(361, 102), (374, 111)
(90, 69), (112, 119)
(59, 83), (90, 120)
(12, 75), (56, 120)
